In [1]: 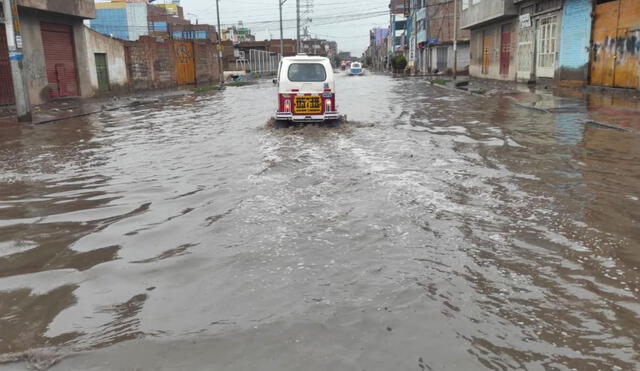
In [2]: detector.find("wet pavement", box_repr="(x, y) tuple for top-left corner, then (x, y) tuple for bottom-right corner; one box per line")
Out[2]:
(0, 73), (639, 370)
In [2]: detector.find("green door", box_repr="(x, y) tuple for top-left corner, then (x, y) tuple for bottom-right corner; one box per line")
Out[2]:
(95, 53), (109, 92)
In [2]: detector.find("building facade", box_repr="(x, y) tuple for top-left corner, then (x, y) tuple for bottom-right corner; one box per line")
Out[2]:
(389, 0), (407, 61)
(1, 0), (130, 106)
(89, 0), (216, 42)
(462, 0), (519, 80)
(513, 0), (564, 83)
(90, 0), (149, 41)
(364, 28), (389, 71)
(461, 0), (638, 90)
(422, 0), (471, 75)
(301, 38), (337, 58)
(221, 22), (255, 44)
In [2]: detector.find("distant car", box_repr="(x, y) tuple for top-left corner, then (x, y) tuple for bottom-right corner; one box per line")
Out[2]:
(349, 62), (363, 76)
(274, 54), (341, 123)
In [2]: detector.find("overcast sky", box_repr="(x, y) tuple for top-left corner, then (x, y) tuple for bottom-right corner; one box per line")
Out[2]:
(178, 0), (390, 55)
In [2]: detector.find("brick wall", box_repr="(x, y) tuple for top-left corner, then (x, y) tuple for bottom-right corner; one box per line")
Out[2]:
(125, 40), (153, 89)
(426, 0), (470, 42)
(154, 39), (175, 85)
(125, 37), (220, 90)
(557, 0), (592, 85)
(194, 40), (221, 83)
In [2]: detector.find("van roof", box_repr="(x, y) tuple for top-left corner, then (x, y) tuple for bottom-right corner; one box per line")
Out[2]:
(282, 55), (330, 63)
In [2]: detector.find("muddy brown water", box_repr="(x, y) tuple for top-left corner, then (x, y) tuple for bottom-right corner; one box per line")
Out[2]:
(0, 74), (639, 370)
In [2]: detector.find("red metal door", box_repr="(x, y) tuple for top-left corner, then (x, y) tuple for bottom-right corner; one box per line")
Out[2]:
(500, 24), (511, 76)
(0, 27), (15, 106)
(41, 22), (79, 98)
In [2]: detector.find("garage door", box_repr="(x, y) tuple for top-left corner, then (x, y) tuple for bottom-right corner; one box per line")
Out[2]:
(0, 27), (15, 106)
(41, 22), (79, 98)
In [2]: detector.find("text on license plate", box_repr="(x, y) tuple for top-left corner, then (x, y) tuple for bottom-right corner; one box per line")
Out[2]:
(294, 96), (322, 114)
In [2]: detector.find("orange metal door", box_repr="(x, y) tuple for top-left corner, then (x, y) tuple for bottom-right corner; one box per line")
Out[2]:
(174, 41), (195, 84)
(591, 1), (618, 86)
(482, 32), (491, 74)
(613, 0), (640, 89)
(591, 0), (640, 88)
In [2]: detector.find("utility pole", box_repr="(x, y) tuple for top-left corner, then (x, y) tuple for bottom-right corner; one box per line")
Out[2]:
(279, 0), (287, 57)
(452, 0), (458, 80)
(2, 0), (31, 122)
(216, 0), (224, 83)
(296, 0), (300, 53)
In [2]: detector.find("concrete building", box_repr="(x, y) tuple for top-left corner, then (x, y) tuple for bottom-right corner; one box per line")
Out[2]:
(89, 0), (150, 41)
(89, 0), (214, 42)
(389, 0), (407, 59)
(414, 3), (427, 73)
(513, 0), (564, 83)
(416, 0), (471, 75)
(221, 22), (255, 44)
(0, 0), (129, 106)
(461, 0), (519, 80)
(364, 28), (389, 71)
(301, 38), (337, 58)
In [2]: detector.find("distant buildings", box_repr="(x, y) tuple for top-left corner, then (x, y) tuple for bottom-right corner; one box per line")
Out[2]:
(222, 22), (256, 44)
(88, 0), (218, 42)
(363, 28), (389, 71)
(301, 39), (338, 59)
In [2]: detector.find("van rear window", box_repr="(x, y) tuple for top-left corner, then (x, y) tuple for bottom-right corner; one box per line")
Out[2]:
(287, 63), (327, 82)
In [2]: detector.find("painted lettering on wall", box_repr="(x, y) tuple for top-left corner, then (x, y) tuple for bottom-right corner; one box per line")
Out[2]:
(592, 30), (640, 62)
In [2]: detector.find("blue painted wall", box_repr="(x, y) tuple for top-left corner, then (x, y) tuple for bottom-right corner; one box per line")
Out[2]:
(91, 9), (129, 40)
(557, 0), (592, 82)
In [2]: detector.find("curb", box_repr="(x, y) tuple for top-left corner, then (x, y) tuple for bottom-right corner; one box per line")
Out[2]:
(584, 120), (633, 132)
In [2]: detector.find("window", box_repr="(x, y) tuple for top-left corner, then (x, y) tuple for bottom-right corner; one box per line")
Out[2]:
(472, 0), (481, 4)
(152, 21), (167, 32)
(462, 0), (470, 9)
(287, 63), (327, 82)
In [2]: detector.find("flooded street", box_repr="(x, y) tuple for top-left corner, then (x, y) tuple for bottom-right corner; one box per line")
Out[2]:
(1, 73), (639, 370)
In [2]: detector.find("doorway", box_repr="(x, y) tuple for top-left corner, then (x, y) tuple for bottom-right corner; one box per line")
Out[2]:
(500, 24), (511, 75)
(95, 53), (110, 92)
(482, 32), (491, 74)
(536, 15), (558, 78)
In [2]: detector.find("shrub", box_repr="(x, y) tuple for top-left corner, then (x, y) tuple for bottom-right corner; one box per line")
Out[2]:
(391, 55), (407, 72)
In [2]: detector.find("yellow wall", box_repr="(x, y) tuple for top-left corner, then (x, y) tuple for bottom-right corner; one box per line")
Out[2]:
(95, 2), (126, 9)
(157, 4), (179, 15)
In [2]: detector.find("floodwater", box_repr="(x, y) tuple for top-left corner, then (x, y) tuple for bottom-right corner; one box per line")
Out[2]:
(0, 73), (639, 370)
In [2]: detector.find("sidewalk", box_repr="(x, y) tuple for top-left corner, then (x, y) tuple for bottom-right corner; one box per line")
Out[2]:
(0, 88), (196, 126)
(425, 76), (640, 132)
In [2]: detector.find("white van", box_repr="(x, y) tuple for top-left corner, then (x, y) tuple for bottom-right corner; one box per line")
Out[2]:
(349, 62), (363, 76)
(275, 54), (340, 122)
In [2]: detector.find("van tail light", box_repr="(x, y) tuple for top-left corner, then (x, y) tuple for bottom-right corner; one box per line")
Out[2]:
(325, 99), (332, 112)
(284, 99), (291, 112)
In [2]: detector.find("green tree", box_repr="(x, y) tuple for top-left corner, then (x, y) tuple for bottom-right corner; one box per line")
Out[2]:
(391, 55), (407, 73)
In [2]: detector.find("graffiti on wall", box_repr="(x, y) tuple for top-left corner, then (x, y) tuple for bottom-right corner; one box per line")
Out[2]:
(592, 29), (640, 62)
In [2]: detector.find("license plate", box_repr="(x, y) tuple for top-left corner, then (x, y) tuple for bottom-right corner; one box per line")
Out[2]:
(294, 96), (322, 114)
